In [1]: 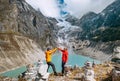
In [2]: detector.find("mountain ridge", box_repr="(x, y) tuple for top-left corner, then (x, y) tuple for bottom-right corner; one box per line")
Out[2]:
(65, 0), (120, 61)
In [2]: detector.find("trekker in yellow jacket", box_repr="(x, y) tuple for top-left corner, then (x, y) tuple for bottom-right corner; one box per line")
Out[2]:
(45, 47), (58, 75)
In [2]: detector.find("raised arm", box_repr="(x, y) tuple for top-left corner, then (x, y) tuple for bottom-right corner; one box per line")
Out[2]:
(49, 48), (57, 54)
(58, 48), (64, 52)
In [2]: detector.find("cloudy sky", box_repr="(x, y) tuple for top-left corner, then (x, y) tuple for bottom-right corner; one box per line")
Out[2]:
(26, 0), (115, 18)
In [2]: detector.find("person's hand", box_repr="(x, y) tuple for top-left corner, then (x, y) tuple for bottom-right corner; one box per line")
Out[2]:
(57, 47), (60, 50)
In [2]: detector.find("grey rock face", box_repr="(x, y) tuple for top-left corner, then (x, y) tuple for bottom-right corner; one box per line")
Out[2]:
(65, 15), (80, 26)
(0, 0), (55, 49)
(0, 34), (45, 73)
(112, 46), (120, 63)
(16, 0), (55, 48)
(0, 0), (56, 72)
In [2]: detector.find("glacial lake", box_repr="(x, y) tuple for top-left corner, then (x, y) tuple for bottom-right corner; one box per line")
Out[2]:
(0, 53), (100, 77)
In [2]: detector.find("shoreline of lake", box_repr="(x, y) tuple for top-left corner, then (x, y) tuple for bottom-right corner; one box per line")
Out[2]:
(74, 47), (112, 62)
(0, 53), (101, 77)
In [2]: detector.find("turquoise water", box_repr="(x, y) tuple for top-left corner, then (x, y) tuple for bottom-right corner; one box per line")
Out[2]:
(0, 66), (27, 78)
(50, 53), (100, 72)
(0, 53), (100, 77)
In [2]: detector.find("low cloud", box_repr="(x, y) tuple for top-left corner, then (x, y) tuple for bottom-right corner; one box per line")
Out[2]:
(26, 0), (115, 18)
(26, 0), (60, 18)
(65, 0), (115, 18)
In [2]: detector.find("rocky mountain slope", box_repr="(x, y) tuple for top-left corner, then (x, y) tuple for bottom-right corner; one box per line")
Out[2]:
(0, 0), (56, 48)
(65, 0), (120, 61)
(79, 0), (120, 42)
(0, 34), (44, 73)
(0, 0), (56, 73)
(67, 0), (120, 41)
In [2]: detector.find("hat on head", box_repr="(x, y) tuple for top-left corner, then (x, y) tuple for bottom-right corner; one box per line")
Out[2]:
(47, 48), (51, 51)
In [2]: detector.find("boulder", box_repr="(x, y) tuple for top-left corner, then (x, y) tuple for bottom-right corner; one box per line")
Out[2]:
(112, 65), (120, 81)
(19, 61), (49, 81)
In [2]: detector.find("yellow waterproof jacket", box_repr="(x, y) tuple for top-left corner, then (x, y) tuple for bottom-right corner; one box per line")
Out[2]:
(45, 48), (57, 62)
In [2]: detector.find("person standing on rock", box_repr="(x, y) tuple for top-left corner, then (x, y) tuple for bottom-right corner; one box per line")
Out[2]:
(58, 47), (68, 75)
(45, 47), (58, 76)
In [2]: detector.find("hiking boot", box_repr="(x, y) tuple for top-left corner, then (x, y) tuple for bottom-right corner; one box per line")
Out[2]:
(54, 73), (58, 76)
(61, 74), (64, 76)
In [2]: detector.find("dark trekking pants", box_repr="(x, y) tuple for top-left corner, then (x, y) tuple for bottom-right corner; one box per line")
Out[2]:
(47, 62), (57, 74)
(62, 61), (66, 74)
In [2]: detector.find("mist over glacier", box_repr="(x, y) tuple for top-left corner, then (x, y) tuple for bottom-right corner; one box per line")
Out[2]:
(65, 0), (115, 18)
(26, 0), (115, 18)
(26, 0), (61, 18)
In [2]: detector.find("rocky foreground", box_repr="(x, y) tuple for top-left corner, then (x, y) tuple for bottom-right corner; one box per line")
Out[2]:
(0, 62), (120, 81)
(49, 62), (120, 81)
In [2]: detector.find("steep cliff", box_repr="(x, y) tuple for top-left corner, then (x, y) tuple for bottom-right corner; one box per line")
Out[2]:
(0, 34), (45, 73)
(0, 0), (55, 72)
